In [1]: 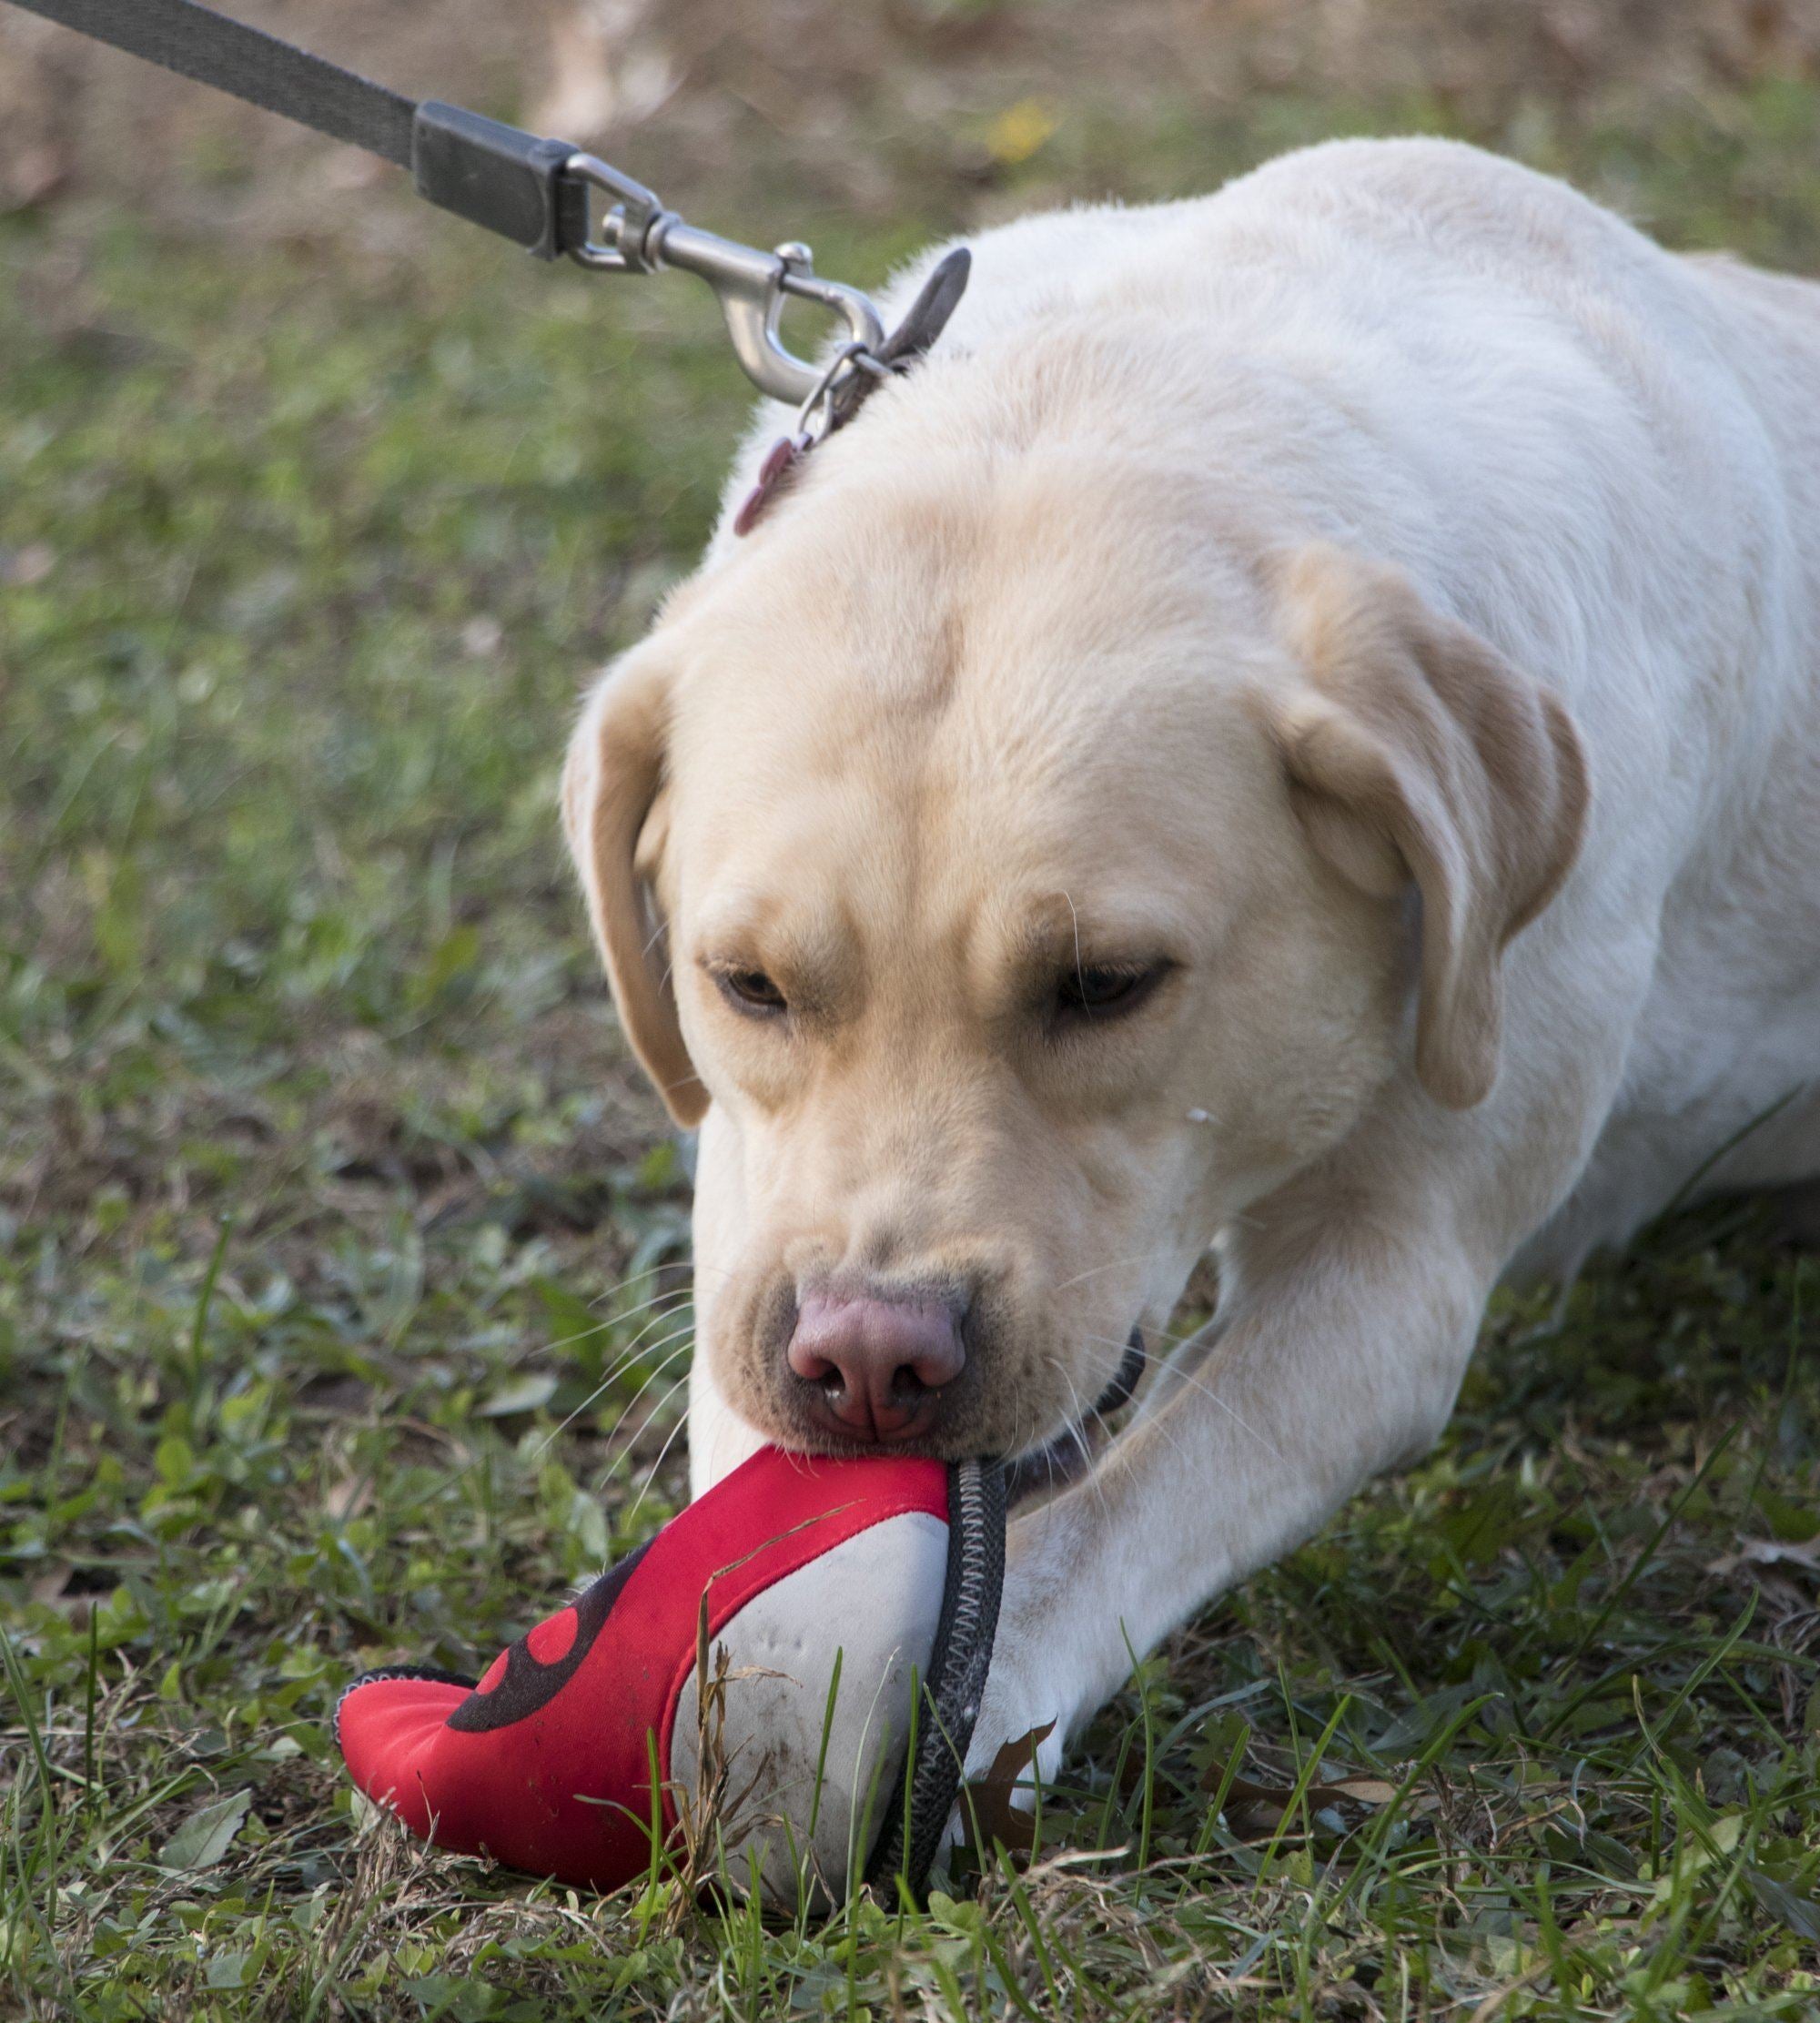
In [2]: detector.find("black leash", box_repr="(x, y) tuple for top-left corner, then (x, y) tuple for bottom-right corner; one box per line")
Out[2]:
(5, 0), (581, 257)
(3, 0), (970, 413)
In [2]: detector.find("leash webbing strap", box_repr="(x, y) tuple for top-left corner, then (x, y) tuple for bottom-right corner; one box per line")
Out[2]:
(8, 0), (416, 164)
(5, 0), (585, 258)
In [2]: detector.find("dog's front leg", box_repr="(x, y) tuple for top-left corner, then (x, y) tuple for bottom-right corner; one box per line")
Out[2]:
(966, 1205), (1491, 1788)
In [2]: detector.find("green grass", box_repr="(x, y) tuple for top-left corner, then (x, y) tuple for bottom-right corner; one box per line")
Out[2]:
(5, 68), (1820, 2023)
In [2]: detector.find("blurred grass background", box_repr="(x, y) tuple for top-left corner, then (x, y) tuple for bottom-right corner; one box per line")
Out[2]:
(2, 3), (1818, 2017)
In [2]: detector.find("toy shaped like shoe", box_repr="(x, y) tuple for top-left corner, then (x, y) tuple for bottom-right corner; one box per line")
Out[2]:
(336, 1447), (1005, 1900)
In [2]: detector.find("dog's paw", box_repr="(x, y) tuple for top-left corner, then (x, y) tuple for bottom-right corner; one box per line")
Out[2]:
(966, 1665), (1068, 1787)
(948, 1647), (1075, 1857)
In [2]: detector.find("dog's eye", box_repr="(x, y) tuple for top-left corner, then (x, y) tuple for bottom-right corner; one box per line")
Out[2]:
(717, 966), (787, 1016)
(1056, 963), (1161, 1018)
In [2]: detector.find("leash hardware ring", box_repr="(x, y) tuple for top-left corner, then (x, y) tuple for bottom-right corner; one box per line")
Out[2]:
(561, 151), (668, 275)
(563, 153), (885, 405)
(794, 338), (890, 443)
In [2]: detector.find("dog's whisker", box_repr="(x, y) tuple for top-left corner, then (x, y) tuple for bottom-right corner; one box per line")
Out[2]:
(536, 1315), (626, 1359)
(594, 1321), (697, 1415)
(1027, 1351), (1116, 1524)
(1138, 1352), (1288, 1467)
(598, 1365), (699, 1519)
(621, 1378), (702, 1529)
(598, 1257), (733, 1309)
(530, 1324), (695, 1462)
(1067, 1336), (1211, 1484)
(592, 1340), (697, 1457)
(584, 1261), (675, 1311)
(1060, 1370), (1113, 1522)
(1052, 1358), (1092, 1465)
(585, 1274), (692, 1320)
(541, 1288), (690, 1360)
(1051, 1248), (1186, 1296)
(581, 1252), (735, 1316)
(1081, 1314), (1213, 1357)
(584, 1320), (698, 1411)
(564, 1297), (696, 1390)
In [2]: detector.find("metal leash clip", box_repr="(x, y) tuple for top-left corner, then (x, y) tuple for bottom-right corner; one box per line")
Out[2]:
(563, 153), (886, 407)
(4, 0), (929, 410)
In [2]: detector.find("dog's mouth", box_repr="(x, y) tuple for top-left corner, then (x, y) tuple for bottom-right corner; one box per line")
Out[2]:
(1003, 1328), (1147, 1507)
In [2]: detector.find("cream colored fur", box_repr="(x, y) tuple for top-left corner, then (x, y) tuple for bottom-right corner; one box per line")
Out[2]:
(562, 137), (1820, 1803)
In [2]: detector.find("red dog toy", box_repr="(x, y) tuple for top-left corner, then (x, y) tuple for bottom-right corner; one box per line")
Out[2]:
(337, 1447), (1005, 1899)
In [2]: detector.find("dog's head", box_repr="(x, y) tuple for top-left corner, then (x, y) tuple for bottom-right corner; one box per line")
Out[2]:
(562, 398), (1586, 1463)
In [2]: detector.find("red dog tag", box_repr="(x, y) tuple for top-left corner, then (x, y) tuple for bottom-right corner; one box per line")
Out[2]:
(732, 432), (809, 537)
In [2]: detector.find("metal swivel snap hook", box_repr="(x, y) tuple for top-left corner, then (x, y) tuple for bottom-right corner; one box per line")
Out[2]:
(562, 154), (886, 406)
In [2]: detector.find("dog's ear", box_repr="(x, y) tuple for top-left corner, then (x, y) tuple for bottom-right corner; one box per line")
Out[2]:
(1266, 543), (1590, 1109)
(561, 642), (708, 1127)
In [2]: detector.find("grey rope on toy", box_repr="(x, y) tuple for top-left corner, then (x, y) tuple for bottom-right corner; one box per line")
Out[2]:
(864, 1455), (1006, 1893)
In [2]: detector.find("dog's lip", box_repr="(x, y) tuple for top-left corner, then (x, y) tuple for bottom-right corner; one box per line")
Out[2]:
(791, 1376), (948, 1449)
(766, 1375), (962, 1460)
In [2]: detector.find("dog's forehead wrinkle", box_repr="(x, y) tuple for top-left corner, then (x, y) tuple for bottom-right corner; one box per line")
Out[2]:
(703, 424), (1251, 696)
(683, 645), (1259, 986)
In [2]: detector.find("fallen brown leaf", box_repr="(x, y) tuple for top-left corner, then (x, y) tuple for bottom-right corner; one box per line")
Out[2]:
(1707, 1536), (1820, 1579)
(1206, 1770), (1400, 1837)
(960, 1719), (1055, 1857)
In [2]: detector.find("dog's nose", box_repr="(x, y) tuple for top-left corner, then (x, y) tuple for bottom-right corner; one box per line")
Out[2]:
(786, 1290), (966, 1444)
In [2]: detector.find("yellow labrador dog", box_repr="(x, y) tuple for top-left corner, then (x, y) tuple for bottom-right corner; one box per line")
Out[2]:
(562, 138), (1820, 1794)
